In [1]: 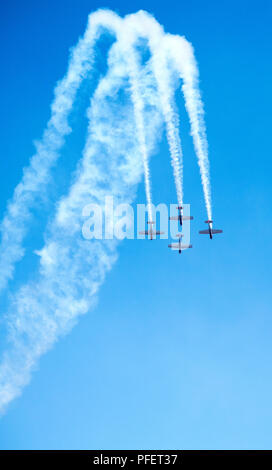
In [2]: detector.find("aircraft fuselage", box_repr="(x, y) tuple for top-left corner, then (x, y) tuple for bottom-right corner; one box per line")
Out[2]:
(179, 214), (182, 226)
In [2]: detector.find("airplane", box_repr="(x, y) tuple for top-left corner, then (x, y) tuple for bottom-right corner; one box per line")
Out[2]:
(199, 220), (223, 239)
(168, 233), (192, 254)
(139, 221), (164, 240)
(169, 206), (193, 227)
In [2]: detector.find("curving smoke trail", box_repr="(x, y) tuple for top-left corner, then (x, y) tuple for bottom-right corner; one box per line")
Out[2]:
(150, 38), (184, 208)
(0, 10), (123, 295)
(165, 35), (212, 220)
(0, 9), (212, 412)
(0, 39), (163, 412)
(122, 38), (154, 222)
(125, 12), (184, 208)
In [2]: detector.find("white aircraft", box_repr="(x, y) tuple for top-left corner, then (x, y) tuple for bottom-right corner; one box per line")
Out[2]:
(169, 205), (193, 227)
(168, 233), (192, 254)
(139, 221), (164, 240)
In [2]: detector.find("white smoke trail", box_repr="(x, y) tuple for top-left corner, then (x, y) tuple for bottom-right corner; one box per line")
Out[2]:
(0, 10), (210, 295)
(0, 32), (163, 413)
(150, 44), (184, 208)
(125, 51), (153, 222)
(0, 9), (213, 412)
(125, 12), (184, 207)
(165, 35), (212, 220)
(0, 10), (122, 295)
(115, 21), (154, 223)
(0, 10), (171, 294)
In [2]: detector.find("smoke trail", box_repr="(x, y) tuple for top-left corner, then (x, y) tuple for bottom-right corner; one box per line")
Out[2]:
(0, 10), (164, 294)
(165, 35), (212, 220)
(0, 31), (163, 413)
(0, 10), (122, 295)
(0, 9), (213, 412)
(151, 47), (184, 207)
(126, 12), (184, 207)
(125, 50), (153, 222)
(0, 10), (210, 295)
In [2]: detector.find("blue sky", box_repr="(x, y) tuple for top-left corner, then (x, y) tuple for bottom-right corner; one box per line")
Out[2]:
(0, 0), (272, 450)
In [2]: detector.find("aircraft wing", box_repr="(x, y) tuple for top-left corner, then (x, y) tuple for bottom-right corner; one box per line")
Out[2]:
(168, 244), (191, 250)
(139, 231), (148, 235)
(199, 229), (209, 234)
(211, 229), (223, 234)
(155, 231), (164, 235)
(169, 216), (179, 220)
(183, 216), (194, 220)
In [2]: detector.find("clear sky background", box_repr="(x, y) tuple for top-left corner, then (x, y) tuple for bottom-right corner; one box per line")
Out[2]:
(0, 0), (271, 450)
